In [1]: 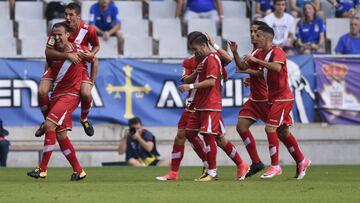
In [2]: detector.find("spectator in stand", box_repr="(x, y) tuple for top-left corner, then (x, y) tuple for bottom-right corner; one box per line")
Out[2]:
(264, 0), (296, 55)
(335, 16), (360, 54)
(89, 0), (123, 53)
(296, 3), (326, 54)
(290, 0), (323, 18)
(176, 0), (224, 23)
(0, 119), (10, 167)
(254, 0), (274, 19)
(327, 0), (360, 18)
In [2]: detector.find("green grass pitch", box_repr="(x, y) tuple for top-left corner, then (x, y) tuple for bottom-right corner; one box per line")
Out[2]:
(1, 165), (359, 203)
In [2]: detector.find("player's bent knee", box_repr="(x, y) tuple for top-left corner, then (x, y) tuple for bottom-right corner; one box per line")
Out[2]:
(44, 120), (57, 132)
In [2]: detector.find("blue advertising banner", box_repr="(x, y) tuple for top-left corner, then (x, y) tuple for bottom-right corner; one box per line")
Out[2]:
(0, 56), (315, 126)
(315, 57), (360, 124)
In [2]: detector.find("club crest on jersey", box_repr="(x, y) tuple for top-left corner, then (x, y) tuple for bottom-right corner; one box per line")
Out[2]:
(48, 36), (55, 46)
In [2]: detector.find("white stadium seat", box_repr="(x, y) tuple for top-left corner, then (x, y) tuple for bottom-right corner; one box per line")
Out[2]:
(0, 19), (14, 37)
(149, 0), (177, 20)
(222, 18), (250, 40)
(227, 35), (253, 56)
(223, 1), (247, 19)
(96, 37), (119, 58)
(15, 1), (44, 20)
(0, 1), (10, 20)
(0, 37), (17, 57)
(152, 19), (182, 40)
(114, 1), (143, 20)
(81, 1), (95, 22)
(326, 18), (350, 40)
(122, 19), (149, 38)
(17, 20), (47, 39)
(21, 37), (48, 58)
(123, 37), (153, 58)
(158, 37), (188, 58)
(187, 19), (217, 37)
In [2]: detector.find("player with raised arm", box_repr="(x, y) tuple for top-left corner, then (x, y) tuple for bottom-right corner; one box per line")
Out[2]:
(27, 22), (95, 181)
(36, 2), (100, 137)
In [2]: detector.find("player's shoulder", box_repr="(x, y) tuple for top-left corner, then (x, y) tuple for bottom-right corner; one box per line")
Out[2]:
(183, 55), (196, 65)
(272, 46), (285, 54)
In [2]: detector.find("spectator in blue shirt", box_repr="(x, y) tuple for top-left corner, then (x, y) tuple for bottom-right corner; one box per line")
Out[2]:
(296, 3), (326, 54)
(327, 0), (360, 17)
(335, 17), (360, 54)
(118, 117), (170, 167)
(89, 0), (123, 53)
(290, 0), (322, 17)
(255, 0), (274, 19)
(176, 0), (224, 22)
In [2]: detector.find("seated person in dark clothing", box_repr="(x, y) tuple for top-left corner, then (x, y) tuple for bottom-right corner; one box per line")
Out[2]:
(0, 119), (10, 167)
(118, 117), (170, 167)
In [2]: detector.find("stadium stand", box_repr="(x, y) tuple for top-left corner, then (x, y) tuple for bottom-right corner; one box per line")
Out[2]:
(121, 19), (149, 38)
(149, 0), (177, 20)
(96, 37), (119, 58)
(0, 19), (14, 37)
(0, 37), (17, 57)
(123, 36), (153, 58)
(222, 18), (250, 40)
(114, 1), (143, 20)
(222, 0), (247, 19)
(17, 19), (47, 39)
(0, 1), (10, 20)
(326, 18), (350, 53)
(80, 0), (94, 22)
(187, 19), (217, 38)
(158, 37), (188, 58)
(20, 36), (47, 57)
(152, 19), (182, 40)
(15, 1), (43, 21)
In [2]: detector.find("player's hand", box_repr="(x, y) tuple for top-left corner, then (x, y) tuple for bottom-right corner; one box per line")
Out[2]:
(244, 54), (257, 63)
(229, 41), (238, 53)
(196, 63), (204, 73)
(103, 31), (110, 41)
(178, 84), (191, 92)
(66, 52), (81, 64)
(79, 51), (94, 61)
(243, 77), (250, 87)
(205, 32), (215, 47)
(311, 43), (319, 50)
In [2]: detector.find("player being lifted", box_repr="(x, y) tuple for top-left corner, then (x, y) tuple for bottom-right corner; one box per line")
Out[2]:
(231, 25), (311, 179)
(36, 2), (99, 137)
(27, 22), (94, 181)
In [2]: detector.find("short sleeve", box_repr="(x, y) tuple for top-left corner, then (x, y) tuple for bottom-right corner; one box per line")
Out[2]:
(89, 4), (96, 25)
(88, 25), (99, 47)
(142, 131), (155, 142)
(113, 6), (121, 25)
(271, 48), (286, 64)
(205, 55), (220, 79)
(318, 18), (326, 33)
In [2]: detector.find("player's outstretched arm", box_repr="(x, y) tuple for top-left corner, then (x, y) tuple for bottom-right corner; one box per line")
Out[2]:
(205, 32), (232, 65)
(244, 54), (282, 72)
(45, 47), (81, 64)
(229, 41), (249, 71)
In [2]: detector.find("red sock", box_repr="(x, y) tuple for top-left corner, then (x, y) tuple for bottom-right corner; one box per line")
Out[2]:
(222, 141), (243, 166)
(266, 131), (279, 166)
(281, 134), (304, 163)
(57, 136), (82, 173)
(80, 96), (92, 121)
(39, 130), (56, 171)
(239, 130), (261, 164)
(185, 131), (207, 162)
(170, 144), (184, 172)
(38, 94), (49, 119)
(203, 135), (217, 170)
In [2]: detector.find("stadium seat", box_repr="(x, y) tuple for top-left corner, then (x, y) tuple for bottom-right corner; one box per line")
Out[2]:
(114, 1), (143, 20)
(20, 37), (48, 58)
(222, 1), (247, 19)
(158, 37), (188, 58)
(321, 0), (336, 18)
(123, 37), (153, 57)
(0, 19), (14, 38)
(15, 1), (44, 20)
(149, 0), (177, 20)
(80, 1), (96, 22)
(326, 18), (350, 40)
(121, 19), (149, 38)
(227, 35), (253, 56)
(17, 20), (47, 39)
(187, 19), (217, 37)
(152, 19), (182, 40)
(96, 37), (119, 58)
(330, 37), (339, 54)
(222, 18), (250, 40)
(0, 37), (17, 57)
(0, 1), (10, 20)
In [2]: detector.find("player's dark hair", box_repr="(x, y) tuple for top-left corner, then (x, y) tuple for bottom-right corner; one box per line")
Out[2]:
(65, 2), (81, 15)
(189, 32), (208, 46)
(251, 20), (269, 28)
(187, 31), (205, 46)
(258, 25), (275, 37)
(128, 117), (142, 127)
(52, 22), (71, 32)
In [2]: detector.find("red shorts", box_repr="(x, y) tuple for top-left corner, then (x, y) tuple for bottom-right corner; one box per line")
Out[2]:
(266, 101), (294, 127)
(47, 95), (80, 132)
(186, 111), (222, 135)
(239, 100), (269, 122)
(178, 110), (192, 129)
(82, 68), (92, 84)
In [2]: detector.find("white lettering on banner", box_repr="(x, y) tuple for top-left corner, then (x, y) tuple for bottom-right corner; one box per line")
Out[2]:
(0, 79), (104, 108)
(157, 81), (183, 108)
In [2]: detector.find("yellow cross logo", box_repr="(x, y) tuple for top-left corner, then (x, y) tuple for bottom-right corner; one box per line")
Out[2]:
(106, 65), (151, 119)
